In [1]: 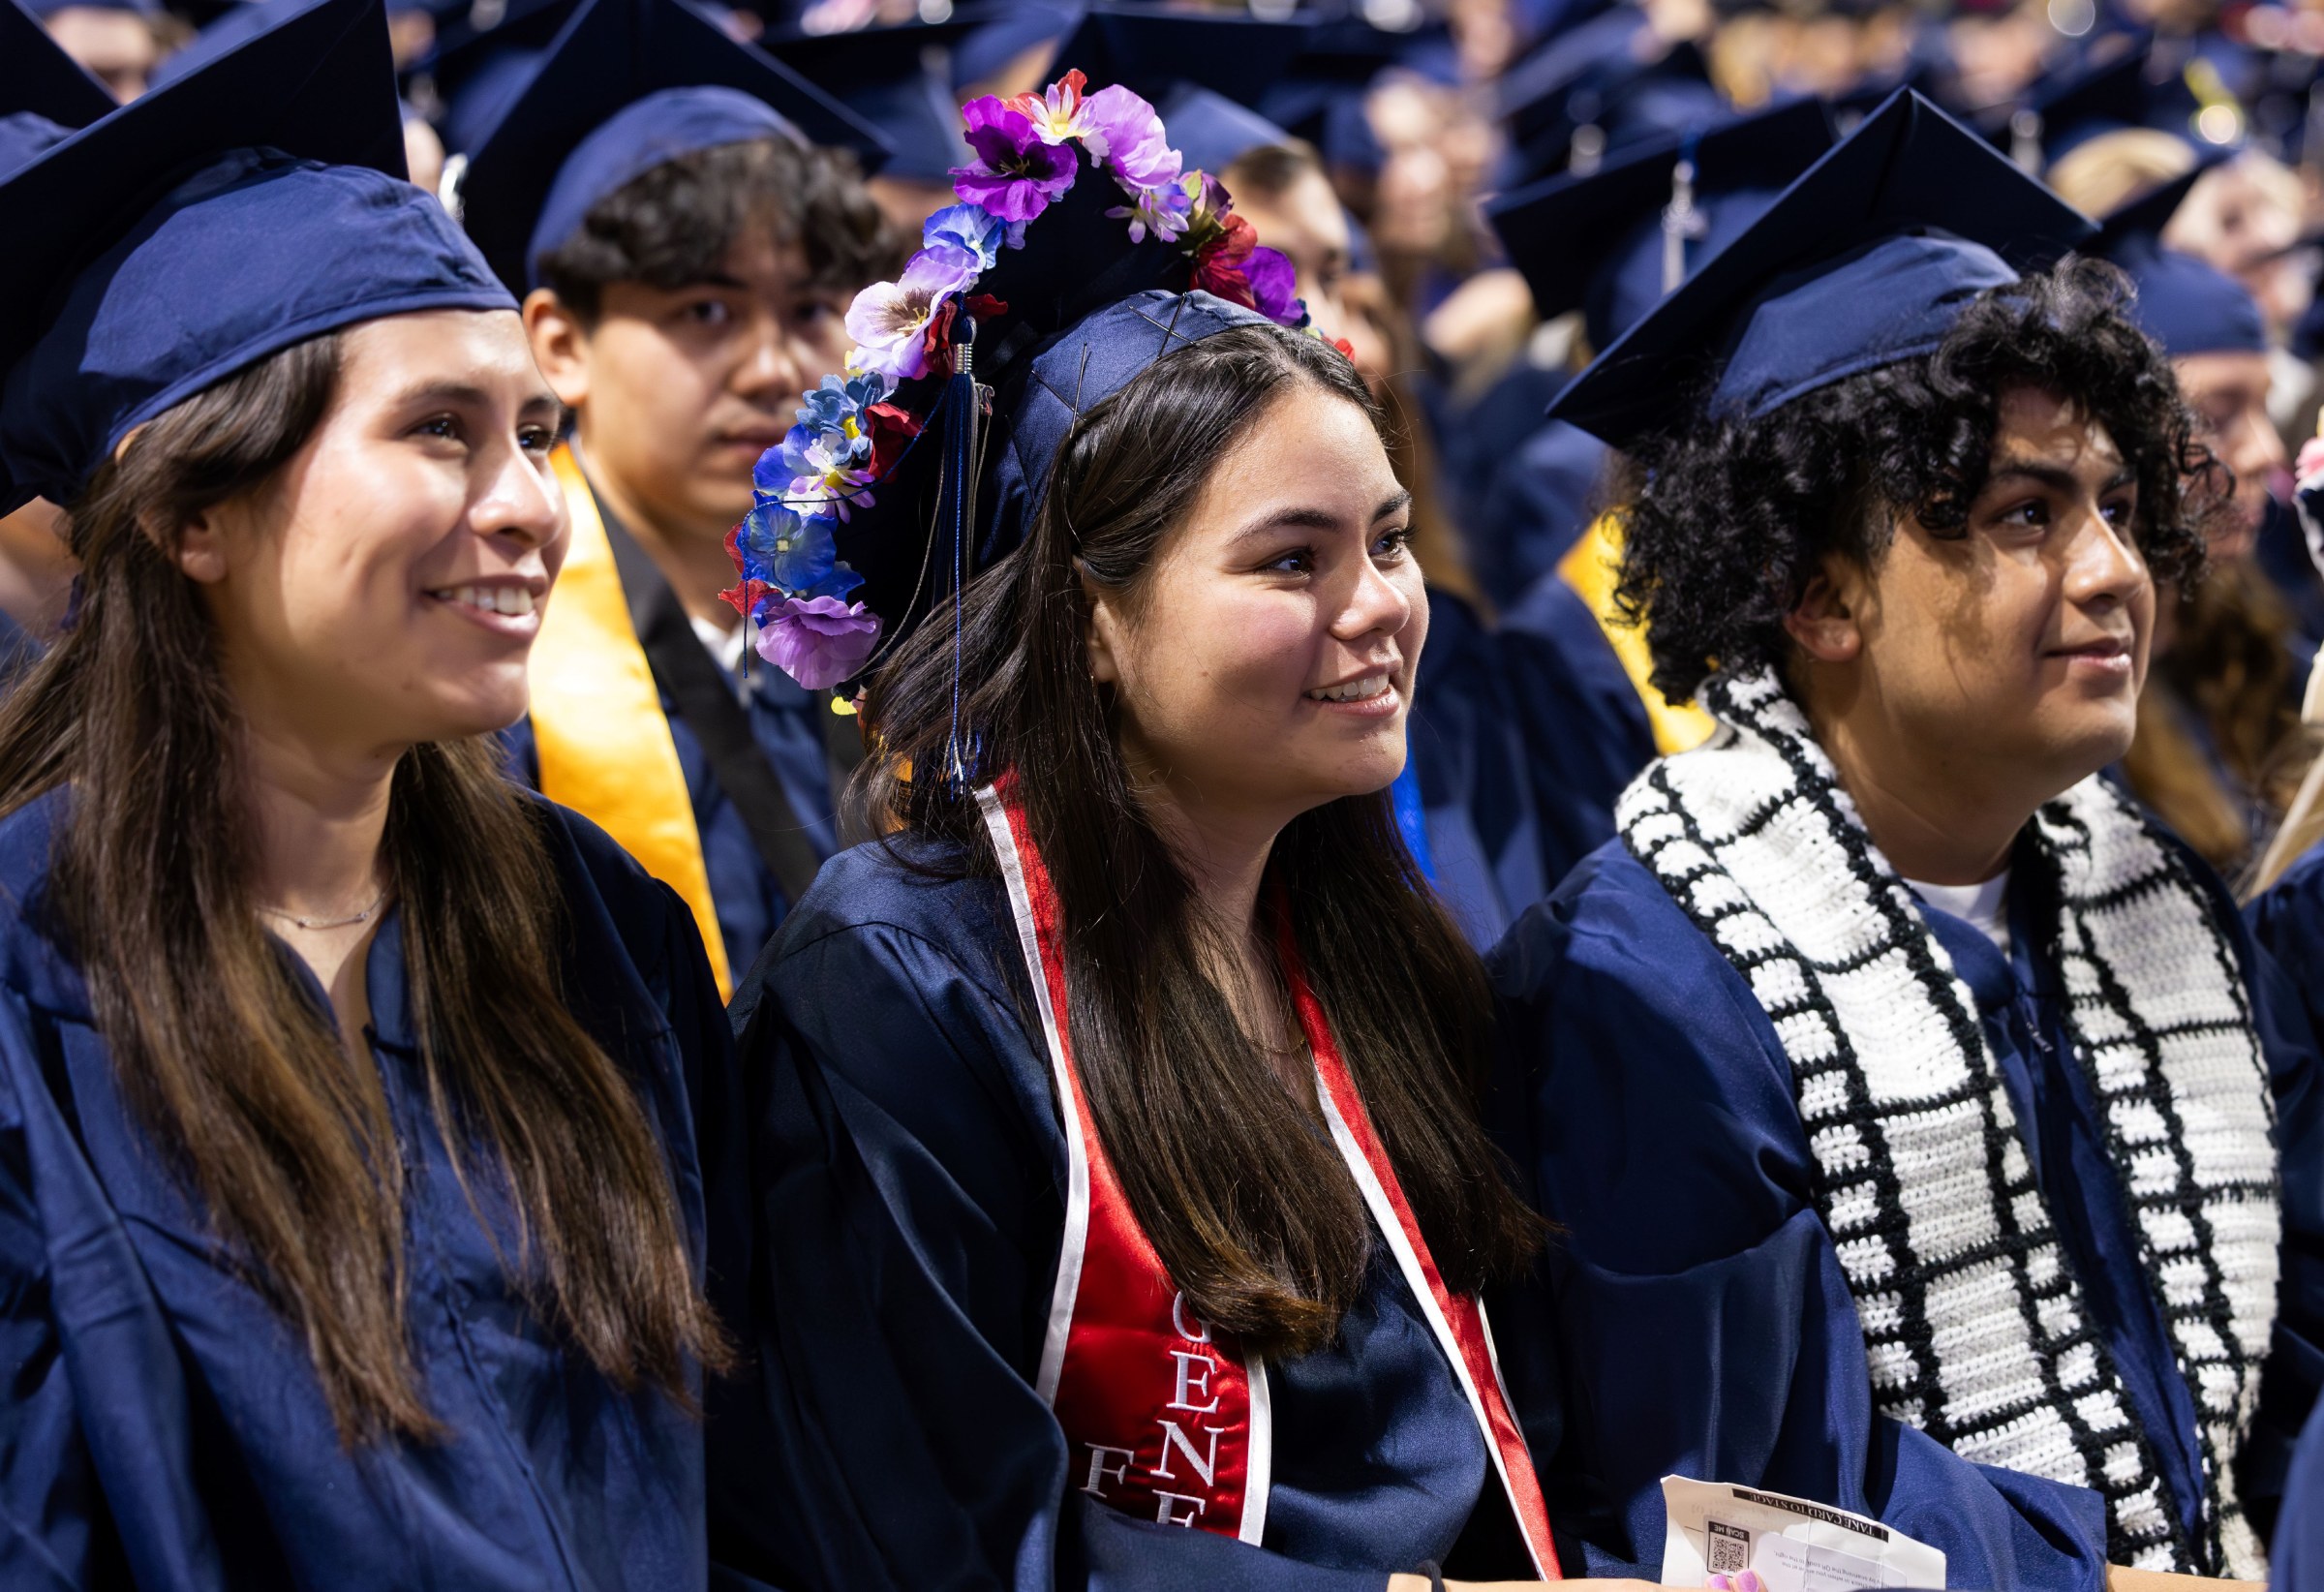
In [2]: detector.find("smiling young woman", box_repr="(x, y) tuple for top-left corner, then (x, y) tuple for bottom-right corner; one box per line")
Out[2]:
(709, 68), (1661, 1592)
(0, 5), (739, 1585)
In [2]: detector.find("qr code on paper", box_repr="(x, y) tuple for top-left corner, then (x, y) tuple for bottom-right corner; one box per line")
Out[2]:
(1706, 1518), (1752, 1576)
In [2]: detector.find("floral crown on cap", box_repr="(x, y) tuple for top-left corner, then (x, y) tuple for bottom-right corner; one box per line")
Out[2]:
(719, 69), (1330, 692)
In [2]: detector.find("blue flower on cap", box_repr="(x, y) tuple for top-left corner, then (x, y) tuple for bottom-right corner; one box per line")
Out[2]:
(721, 66), (1344, 691)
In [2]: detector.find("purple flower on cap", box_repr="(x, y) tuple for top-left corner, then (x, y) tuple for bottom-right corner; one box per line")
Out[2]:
(952, 97), (1079, 224)
(844, 243), (983, 382)
(1082, 84), (1180, 195)
(1243, 245), (1303, 327)
(755, 594), (881, 689)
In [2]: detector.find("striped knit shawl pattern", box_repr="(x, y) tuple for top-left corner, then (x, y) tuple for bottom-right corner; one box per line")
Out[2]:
(1615, 670), (2279, 1577)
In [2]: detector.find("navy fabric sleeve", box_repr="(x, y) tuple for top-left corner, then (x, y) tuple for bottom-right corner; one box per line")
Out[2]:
(1495, 576), (1657, 888)
(2276, 1389), (2324, 1590)
(714, 899), (1386, 1592)
(2237, 845), (2324, 1535)
(0, 1007), (99, 1591)
(1486, 845), (2110, 1588)
(0, 984), (226, 1591)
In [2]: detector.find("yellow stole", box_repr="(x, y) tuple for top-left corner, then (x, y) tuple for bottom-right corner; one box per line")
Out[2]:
(1555, 510), (1716, 756)
(530, 444), (733, 996)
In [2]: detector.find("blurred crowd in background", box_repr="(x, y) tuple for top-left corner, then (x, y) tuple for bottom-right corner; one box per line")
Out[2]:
(28, 0), (2324, 895)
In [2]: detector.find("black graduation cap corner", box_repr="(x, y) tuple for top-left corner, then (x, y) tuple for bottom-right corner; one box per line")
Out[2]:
(0, 0), (410, 387)
(1, 0), (118, 129)
(757, 11), (987, 183)
(1547, 88), (2096, 454)
(1485, 93), (1835, 326)
(454, 0), (891, 293)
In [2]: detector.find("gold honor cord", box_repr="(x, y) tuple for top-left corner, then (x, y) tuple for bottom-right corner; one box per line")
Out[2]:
(1557, 510), (1717, 756)
(530, 444), (735, 997)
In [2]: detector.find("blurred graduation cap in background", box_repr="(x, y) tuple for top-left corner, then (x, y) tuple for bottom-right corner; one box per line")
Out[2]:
(14, 0), (157, 16)
(1262, 12), (1455, 176)
(1046, 5), (1311, 174)
(759, 12), (979, 183)
(456, 0), (888, 292)
(1988, 37), (2202, 175)
(2094, 160), (2264, 355)
(1550, 88), (2095, 451)
(0, 0), (514, 513)
(403, 0), (580, 153)
(1, 0), (115, 176)
(1488, 94), (1834, 352)
(949, 0), (1078, 91)
(1493, 5), (1725, 186)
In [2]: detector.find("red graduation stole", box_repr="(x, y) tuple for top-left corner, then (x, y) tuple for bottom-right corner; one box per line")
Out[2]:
(976, 784), (1563, 1577)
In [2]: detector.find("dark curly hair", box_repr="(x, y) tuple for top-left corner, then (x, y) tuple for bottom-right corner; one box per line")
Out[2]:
(536, 136), (905, 321)
(1614, 256), (2227, 705)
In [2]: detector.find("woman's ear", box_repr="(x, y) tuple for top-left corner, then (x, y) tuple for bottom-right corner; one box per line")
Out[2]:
(1782, 551), (1866, 665)
(170, 505), (230, 586)
(1080, 559), (1122, 686)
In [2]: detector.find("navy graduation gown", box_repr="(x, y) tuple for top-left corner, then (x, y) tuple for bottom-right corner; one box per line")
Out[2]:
(712, 837), (1518, 1592)
(1406, 586), (1656, 949)
(2277, 1393), (2324, 1590)
(2241, 840), (2324, 1524)
(507, 653), (836, 976)
(0, 788), (739, 1591)
(1468, 420), (1609, 612)
(1483, 831), (2324, 1585)
(1495, 574), (1656, 884)
(1407, 588), (1553, 946)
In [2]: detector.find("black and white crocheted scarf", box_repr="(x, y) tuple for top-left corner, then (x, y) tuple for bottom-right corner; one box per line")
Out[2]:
(1617, 669), (2279, 1576)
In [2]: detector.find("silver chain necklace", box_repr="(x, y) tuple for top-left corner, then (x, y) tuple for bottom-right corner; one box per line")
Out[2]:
(258, 892), (386, 932)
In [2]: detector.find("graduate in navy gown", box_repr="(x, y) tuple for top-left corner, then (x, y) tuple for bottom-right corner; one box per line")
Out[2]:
(456, 0), (899, 992)
(706, 65), (1660, 1592)
(0, 2), (738, 1582)
(1491, 91), (2320, 1588)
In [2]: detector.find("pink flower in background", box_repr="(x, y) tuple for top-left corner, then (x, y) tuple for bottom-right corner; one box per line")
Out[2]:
(952, 97), (1078, 223)
(843, 244), (982, 382)
(756, 595), (881, 689)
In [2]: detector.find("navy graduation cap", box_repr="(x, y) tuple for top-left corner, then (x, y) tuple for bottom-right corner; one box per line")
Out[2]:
(2003, 38), (2203, 169)
(759, 14), (980, 184)
(1494, 5), (1724, 184)
(456, 0), (889, 294)
(2096, 162), (2263, 356)
(1261, 15), (1453, 175)
(403, 0), (581, 153)
(950, 0), (1079, 94)
(0, 0), (514, 515)
(1548, 88), (2095, 452)
(1, 0), (115, 177)
(1046, 5), (1311, 175)
(16, 0), (154, 15)
(3, 0), (115, 124)
(1486, 95), (1833, 352)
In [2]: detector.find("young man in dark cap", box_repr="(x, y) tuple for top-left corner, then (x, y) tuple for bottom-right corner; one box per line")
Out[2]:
(459, 0), (899, 993)
(1491, 89), (2321, 1588)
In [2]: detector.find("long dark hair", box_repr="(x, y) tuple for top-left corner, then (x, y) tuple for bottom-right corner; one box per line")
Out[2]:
(863, 322), (1541, 1355)
(0, 333), (724, 1441)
